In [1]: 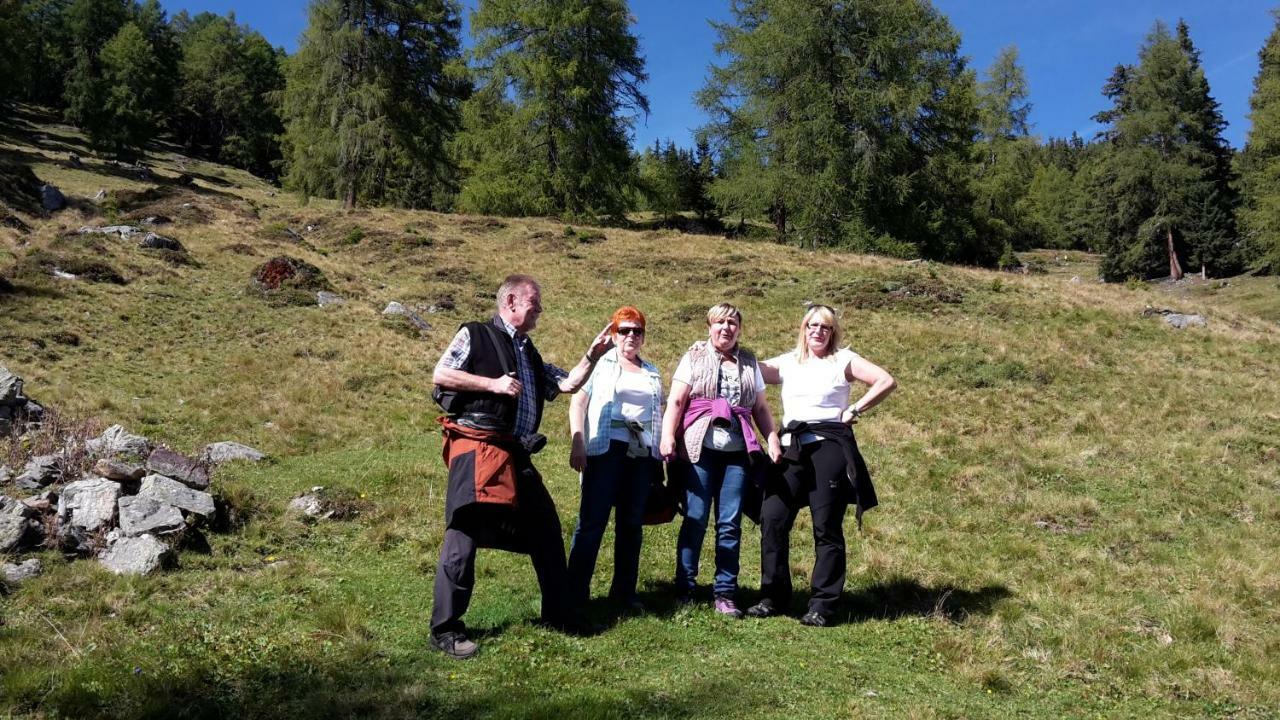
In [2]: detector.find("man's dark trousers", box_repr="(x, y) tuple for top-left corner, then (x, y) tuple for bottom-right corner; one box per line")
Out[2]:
(431, 469), (569, 634)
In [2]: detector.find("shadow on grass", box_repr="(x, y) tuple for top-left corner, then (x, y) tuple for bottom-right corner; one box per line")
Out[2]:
(841, 578), (1012, 624)
(27, 645), (753, 720)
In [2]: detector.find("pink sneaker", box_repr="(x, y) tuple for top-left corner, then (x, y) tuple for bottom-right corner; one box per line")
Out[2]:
(714, 596), (743, 619)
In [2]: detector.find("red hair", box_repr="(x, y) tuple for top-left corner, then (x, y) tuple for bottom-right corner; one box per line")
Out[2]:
(610, 306), (646, 332)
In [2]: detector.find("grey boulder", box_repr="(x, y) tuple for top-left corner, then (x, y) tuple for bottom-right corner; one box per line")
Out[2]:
(3, 558), (42, 583)
(138, 474), (215, 517)
(99, 531), (171, 576)
(15, 454), (61, 490)
(0, 365), (22, 404)
(78, 225), (142, 239)
(146, 448), (210, 490)
(40, 184), (65, 212)
(86, 424), (151, 458)
(1165, 313), (1207, 329)
(201, 441), (266, 465)
(118, 495), (185, 537)
(58, 478), (122, 531)
(316, 291), (345, 307)
(0, 496), (38, 553)
(139, 232), (185, 251)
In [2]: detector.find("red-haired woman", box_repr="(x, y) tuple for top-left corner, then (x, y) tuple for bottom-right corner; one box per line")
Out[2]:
(567, 306), (664, 613)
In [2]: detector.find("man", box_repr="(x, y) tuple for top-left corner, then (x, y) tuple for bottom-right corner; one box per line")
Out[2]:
(429, 274), (612, 659)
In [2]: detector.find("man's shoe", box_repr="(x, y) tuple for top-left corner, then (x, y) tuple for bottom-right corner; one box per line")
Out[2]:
(714, 596), (744, 619)
(745, 600), (777, 618)
(799, 611), (830, 627)
(430, 631), (479, 659)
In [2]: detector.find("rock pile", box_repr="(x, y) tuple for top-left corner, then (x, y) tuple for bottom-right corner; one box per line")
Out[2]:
(78, 224), (186, 252)
(2, 372), (267, 576)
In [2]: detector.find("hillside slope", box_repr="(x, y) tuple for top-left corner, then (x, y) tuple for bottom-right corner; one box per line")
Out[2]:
(2, 107), (1279, 719)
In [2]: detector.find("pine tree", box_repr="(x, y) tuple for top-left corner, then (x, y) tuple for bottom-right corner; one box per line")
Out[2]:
(1093, 20), (1241, 281)
(698, 0), (989, 263)
(1239, 10), (1280, 273)
(457, 0), (649, 219)
(281, 0), (468, 210)
(62, 0), (132, 136)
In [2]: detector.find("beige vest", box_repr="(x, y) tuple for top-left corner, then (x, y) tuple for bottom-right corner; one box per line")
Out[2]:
(681, 340), (758, 463)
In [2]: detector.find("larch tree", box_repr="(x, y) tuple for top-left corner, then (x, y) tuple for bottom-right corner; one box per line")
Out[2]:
(697, 0), (990, 263)
(281, 0), (469, 210)
(1239, 9), (1280, 273)
(972, 45), (1038, 253)
(457, 0), (649, 219)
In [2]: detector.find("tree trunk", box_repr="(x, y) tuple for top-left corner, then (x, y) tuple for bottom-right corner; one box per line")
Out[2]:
(344, 183), (356, 211)
(1166, 225), (1183, 280)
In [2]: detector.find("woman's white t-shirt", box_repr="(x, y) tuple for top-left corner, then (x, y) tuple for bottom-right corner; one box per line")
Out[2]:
(608, 368), (656, 443)
(769, 348), (859, 445)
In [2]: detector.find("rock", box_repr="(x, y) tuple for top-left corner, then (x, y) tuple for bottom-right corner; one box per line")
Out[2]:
(40, 184), (65, 212)
(2, 558), (42, 583)
(1165, 313), (1206, 329)
(99, 532), (171, 576)
(176, 174), (194, 186)
(146, 448), (210, 490)
(139, 232), (185, 251)
(382, 301), (432, 332)
(57, 524), (94, 555)
(0, 465), (10, 485)
(57, 478), (121, 531)
(93, 189), (107, 201)
(86, 424), (151, 459)
(0, 365), (22, 404)
(15, 455), (61, 490)
(21, 491), (55, 513)
(201, 441), (266, 465)
(1, 495), (41, 553)
(316, 291), (345, 307)
(140, 215), (171, 226)
(78, 225), (143, 239)
(68, 153), (82, 167)
(1069, 276), (1081, 284)
(93, 458), (146, 482)
(138, 474), (214, 517)
(287, 493), (325, 518)
(117, 495), (185, 537)
(52, 269), (78, 280)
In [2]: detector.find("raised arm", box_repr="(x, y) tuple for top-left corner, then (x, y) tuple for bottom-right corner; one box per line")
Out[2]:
(557, 324), (615, 394)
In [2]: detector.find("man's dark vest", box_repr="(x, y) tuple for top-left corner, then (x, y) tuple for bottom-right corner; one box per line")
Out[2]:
(453, 317), (547, 434)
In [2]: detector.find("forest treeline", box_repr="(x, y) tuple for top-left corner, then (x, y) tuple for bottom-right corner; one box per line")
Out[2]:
(2, 0), (1280, 279)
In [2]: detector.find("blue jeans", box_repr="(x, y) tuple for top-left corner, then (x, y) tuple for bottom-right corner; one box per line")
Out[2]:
(675, 448), (747, 598)
(567, 440), (655, 607)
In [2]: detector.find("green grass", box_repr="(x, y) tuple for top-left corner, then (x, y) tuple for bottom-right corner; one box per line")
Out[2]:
(1, 106), (1279, 718)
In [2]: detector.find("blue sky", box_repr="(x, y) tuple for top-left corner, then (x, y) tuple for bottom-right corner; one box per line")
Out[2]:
(159, 0), (1276, 150)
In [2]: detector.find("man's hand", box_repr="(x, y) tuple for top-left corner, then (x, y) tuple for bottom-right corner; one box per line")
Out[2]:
(585, 324), (615, 362)
(569, 436), (588, 472)
(490, 373), (522, 397)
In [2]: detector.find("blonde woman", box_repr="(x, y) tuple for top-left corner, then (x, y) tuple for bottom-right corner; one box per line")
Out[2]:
(659, 303), (781, 618)
(750, 304), (896, 627)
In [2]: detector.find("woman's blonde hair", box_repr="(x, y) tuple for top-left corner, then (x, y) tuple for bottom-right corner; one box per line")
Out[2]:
(706, 302), (742, 326)
(795, 305), (842, 362)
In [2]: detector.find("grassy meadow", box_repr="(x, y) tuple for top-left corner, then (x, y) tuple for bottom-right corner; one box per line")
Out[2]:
(2, 106), (1279, 719)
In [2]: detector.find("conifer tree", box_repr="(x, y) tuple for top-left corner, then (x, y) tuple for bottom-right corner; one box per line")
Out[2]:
(95, 21), (163, 156)
(973, 45), (1037, 251)
(281, 0), (468, 210)
(1239, 10), (1280, 273)
(698, 0), (989, 263)
(1092, 20), (1240, 281)
(457, 0), (648, 219)
(62, 0), (131, 137)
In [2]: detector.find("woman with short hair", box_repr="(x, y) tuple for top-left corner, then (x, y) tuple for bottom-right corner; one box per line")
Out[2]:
(567, 306), (664, 613)
(659, 303), (781, 618)
(750, 304), (896, 627)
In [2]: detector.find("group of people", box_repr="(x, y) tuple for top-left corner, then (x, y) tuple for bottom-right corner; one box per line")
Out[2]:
(428, 274), (896, 659)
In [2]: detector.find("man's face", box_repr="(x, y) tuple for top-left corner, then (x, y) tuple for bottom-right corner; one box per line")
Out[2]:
(508, 283), (543, 333)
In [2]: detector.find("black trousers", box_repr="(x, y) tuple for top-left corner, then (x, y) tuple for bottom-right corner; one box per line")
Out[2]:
(758, 439), (849, 618)
(430, 473), (569, 635)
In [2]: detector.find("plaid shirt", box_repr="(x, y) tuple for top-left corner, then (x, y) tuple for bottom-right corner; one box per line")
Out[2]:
(436, 316), (566, 438)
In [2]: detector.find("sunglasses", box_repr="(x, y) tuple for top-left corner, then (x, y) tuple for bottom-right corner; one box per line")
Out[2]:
(616, 326), (645, 336)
